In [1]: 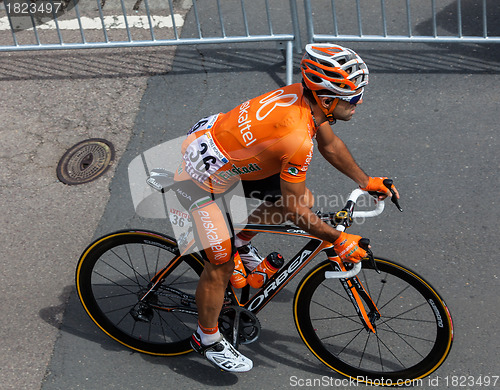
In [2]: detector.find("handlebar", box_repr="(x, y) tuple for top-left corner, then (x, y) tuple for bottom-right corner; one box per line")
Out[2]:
(325, 181), (401, 279)
(325, 262), (362, 279)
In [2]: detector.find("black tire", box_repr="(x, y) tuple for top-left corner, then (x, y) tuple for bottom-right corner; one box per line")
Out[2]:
(76, 230), (204, 356)
(294, 258), (453, 385)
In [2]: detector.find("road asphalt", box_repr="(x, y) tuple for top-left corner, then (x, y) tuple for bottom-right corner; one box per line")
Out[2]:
(1, 1), (498, 389)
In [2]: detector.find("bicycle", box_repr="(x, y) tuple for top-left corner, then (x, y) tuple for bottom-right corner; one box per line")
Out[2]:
(75, 176), (453, 385)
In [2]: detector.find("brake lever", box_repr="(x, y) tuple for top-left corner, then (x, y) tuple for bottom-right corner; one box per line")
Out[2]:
(359, 238), (380, 274)
(382, 179), (403, 212)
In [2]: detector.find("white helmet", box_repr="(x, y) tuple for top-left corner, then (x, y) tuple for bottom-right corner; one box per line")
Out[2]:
(301, 43), (369, 96)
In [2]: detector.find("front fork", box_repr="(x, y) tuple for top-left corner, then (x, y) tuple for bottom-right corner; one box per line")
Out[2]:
(326, 249), (380, 333)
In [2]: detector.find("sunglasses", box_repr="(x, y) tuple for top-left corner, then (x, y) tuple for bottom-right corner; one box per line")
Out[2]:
(318, 88), (364, 105)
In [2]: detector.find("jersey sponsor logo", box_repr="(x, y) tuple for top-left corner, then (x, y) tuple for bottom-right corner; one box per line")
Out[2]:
(216, 163), (262, 181)
(196, 209), (228, 261)
(237, 90), (299, 148)
(256, 89), (298, 121)
(301, 142), (314, 172)
(287, 167), (299, 176)
(238, 100), (256, 147)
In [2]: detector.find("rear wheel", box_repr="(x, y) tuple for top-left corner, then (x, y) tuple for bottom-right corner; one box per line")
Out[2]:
(76, 230), (204, 355)
(294, 258), (453, 384)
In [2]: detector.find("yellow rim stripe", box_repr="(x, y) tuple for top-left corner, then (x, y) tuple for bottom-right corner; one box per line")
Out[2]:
(293, 259), (453, 385)
(76, 231), (202, 356)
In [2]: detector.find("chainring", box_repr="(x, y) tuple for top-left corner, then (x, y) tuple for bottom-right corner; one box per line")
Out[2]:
(219, 306), (261, 345)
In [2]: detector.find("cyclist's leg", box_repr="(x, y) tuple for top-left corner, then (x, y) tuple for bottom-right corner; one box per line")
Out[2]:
(190, 200), (234, 332)
(173, 180), (234, 329)
(189, 202), (253, 372)
(172, 180), (253, 372)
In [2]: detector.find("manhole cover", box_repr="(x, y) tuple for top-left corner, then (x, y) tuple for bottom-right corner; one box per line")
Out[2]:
(57, 139), (115, 185)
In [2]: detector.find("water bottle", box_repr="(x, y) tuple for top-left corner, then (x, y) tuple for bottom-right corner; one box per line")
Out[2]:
(247, 252), (284, 288)
(230, 251), (248, 288)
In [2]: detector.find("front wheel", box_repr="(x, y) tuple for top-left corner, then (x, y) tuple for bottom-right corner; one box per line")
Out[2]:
(76, 230), (204, 356)
(294, 258), (453, 385)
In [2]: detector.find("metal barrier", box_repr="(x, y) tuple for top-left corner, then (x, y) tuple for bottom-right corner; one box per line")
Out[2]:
(304, 0), (500, 44)
(0, 0), (301, 84)
(1, 0), (498, 85)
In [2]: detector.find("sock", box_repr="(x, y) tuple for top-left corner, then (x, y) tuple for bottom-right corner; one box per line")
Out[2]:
(235, 231), (257, 248)
(197, 322), (221, 345)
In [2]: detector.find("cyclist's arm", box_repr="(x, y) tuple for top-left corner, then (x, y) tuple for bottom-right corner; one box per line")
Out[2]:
(316, 122), (369, 188)
(280, 179), (342, 243)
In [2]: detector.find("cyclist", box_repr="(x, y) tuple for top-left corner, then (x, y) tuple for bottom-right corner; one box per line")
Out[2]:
(172, 43), (399, 372)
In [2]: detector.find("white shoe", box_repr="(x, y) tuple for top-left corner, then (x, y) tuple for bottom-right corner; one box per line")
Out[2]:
(191, 332), (253, 372)
(237, 243), (264, 272)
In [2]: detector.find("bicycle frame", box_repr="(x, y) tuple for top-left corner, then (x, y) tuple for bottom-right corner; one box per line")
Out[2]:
(224, 222), (379, 334)
(140, 188), (387, 336)
(229, 223), (333, 313)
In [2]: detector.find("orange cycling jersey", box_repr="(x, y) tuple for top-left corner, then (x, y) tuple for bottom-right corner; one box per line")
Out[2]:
(175, 83), (317, 193)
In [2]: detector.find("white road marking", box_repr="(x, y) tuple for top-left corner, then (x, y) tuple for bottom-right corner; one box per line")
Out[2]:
(0, 14), (184, 30)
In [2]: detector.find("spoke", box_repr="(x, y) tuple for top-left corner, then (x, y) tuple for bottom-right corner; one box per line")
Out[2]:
(361, 268), (373, 300)
(161, 258), (193, 286)
(378, 321), (430, 358)
(379, 316), (435, 325)
(378, 301), (429, 325)
(312, 314), (359, 321)
(115, 307), (134, 328)
(95, 291), (137, 300)
(380, 313), (435, 322)
(377, 284), (412, 312)
(376, 332), (385, 371)
(374, 332), (407, 369)
(321, 326), (366, 342)
(84, 237), (201, 349)
(147, 313), (153, 342)
(124, 246), (143, 286)
(320, 281), (352, 303)
(336, 327), (365, 356)
(162, 279), (198, 286)
(102, 302), (136, 315)
(95, 257), (141, 287)
(105, 247), (150, 285)
(358, 332), (371, 368)
(376, 325), (435, 344)
(142, 245), (152, 281)
(156, 308), (195, 342)
(311, 300), (362, 326)
(92, 283), (140, 288)
(374, 271), (388, 307)
(157, 310), (170, 343)
(92, 270), (139, 296)
(155, 246), (161, 276)
(130, 318), (137, 337)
